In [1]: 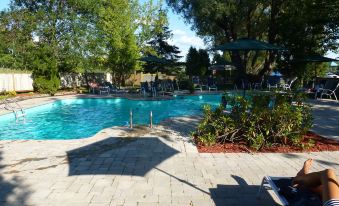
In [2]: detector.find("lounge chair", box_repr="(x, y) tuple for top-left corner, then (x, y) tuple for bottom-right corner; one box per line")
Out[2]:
(280, 77), (298, 91)
(208, 84), (217, 91)
(320, 82), (339, 100)
(267, 76), (280, 90)
(194, 84), (203, 92)
(257, 176), (321, 206)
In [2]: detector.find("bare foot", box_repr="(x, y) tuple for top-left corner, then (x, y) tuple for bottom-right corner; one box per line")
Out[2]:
(293, 159), (313, 187)
(300, 159), (313, 176)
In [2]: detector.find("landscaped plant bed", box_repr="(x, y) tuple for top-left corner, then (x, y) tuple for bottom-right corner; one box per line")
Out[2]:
(194, 132), (339, 153)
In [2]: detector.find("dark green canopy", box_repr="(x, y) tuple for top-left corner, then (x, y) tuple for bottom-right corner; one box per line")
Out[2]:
(293, 54), (338, 78)
(294, 54), (338, 63)
(138, 55), (168, 64)
(213, 38), (286, 51)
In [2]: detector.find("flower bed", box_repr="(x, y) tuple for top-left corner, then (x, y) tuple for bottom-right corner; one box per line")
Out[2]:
(195, 132), (339, 153)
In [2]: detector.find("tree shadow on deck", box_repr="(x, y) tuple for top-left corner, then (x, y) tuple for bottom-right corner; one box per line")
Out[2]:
(66, 137), (179, 176)
(159, 116), (202, 139)
(210, 175), (279, 206)
(0, 151), (31, 206)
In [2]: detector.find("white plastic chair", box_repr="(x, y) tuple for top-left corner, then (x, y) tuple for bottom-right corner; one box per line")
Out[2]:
(320, 82), (339, 100)
(280, 77), (297, 91)
(208, 85), (217, 91)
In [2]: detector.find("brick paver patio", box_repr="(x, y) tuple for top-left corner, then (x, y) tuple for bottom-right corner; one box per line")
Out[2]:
(0, 95), (338, 206)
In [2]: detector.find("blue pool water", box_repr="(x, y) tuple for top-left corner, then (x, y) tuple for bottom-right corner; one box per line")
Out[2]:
(0, 95), (222, 140)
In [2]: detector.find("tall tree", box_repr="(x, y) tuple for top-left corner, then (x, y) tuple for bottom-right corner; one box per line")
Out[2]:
(186, 47), (209, 78)
(167, 0), (339, 79)
(96, 0), (139, 87)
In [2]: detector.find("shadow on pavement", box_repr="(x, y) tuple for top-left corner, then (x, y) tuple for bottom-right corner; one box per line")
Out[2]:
(210, 175), (278, 206)
(160, 116), (202, 138)
(282, 153), (339, 166)
(67, 137), (179, 176)
(0, 151), (31, 206)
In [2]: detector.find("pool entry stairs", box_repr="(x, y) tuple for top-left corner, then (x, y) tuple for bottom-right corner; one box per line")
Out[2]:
(2, 99), (26, 120)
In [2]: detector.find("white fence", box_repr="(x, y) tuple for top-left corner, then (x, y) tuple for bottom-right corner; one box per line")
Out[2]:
(0, 72), (175, 92)
(0, 73), (112, 92)
(0, 73), (34, 92)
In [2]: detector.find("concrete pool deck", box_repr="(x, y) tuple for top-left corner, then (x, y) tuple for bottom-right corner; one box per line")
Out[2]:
(0, 95), (338, 206)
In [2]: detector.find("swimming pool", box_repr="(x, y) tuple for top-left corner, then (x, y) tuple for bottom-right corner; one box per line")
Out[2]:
(0, 94), (222, 140)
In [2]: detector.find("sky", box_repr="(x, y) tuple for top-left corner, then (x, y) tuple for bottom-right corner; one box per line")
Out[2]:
(0, 0), (337, 60)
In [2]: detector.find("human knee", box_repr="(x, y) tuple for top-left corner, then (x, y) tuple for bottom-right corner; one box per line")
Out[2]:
(324, 169), (336, 177)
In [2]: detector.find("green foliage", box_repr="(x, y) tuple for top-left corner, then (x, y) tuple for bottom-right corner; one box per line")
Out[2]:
(97, 0), (140, 87)
(167, 0), (339, 79)
(185, 47), (210, 77)
(31, 45), (60, 95)
(188, 81), (195, 94)
(194, 92), (313, 150)
(33, 75), (60, 95)
(0, 90), (17, 100)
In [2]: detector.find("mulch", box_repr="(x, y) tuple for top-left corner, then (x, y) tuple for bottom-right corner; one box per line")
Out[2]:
(195, 132), (339, 153)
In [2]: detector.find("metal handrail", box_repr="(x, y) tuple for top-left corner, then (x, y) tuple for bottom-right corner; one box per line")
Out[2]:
(2, 98), (26, 119)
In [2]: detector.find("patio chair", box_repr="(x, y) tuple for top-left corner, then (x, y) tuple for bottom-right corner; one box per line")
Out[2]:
(208, 84), (218, 91)
(103, 82), (118, 94)
(257, 176), (321, 206)
(253, 76), (264, 90)
(267, 76), (280, 90)
(194, 84), (203, 92)
(320, 82), (339, 100)
(99, 86), (110, 95)
(140, 82), (149, 96)
(280, 77), (298, 91)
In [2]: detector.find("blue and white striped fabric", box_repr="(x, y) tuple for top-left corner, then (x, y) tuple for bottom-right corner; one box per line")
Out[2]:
(323, 199), (339, 206)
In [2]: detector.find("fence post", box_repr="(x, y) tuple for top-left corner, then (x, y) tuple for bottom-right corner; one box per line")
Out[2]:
(130, 109), (133, 129)
(150, 111), (153, 129)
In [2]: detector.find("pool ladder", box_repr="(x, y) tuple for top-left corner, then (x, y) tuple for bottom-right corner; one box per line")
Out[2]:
(2, 99), (26, 120)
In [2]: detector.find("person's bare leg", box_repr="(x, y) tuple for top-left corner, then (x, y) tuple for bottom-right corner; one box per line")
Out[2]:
(293, 169), (339, 202)
(294, 159), (323, 196)
(321, 169), (339, 202)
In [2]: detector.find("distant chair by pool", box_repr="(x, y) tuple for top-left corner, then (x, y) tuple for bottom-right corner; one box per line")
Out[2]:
(320, 82), (339, 100)
(280, 77), (298, 91)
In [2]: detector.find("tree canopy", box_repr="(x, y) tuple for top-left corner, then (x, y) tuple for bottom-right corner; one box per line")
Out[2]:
(0, 0), (183, 92)
(167, 0), (339, 79)
(186, 47), (210, 77)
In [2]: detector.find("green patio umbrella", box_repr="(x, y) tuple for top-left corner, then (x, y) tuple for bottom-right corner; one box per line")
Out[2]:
(293, 54), (338, 77)
(213, 38), (286, 51)
(139, 54), (170, 74)
(138, 54), (169, 64)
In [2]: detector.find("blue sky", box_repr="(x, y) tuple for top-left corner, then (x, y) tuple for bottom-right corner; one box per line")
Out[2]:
(0, 0), (337, 60)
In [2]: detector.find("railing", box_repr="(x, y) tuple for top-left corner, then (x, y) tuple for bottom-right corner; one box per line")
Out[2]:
(129, 110), (153, 129)
(2, 98), (26, 119)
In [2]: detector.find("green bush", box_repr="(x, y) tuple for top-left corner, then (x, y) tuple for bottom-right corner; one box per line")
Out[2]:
(33, 75), (60, 95)
(188, 81), (195, 94)
(194, 92), (313, 150)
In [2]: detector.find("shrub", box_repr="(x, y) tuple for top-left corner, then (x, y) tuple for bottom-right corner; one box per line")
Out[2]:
(7, 91), (17, 97)
(188, 81), (195, 94)
(33, 75), (60, 95)
(31, 44), (60, 95)
(194, 92), (313, 150)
